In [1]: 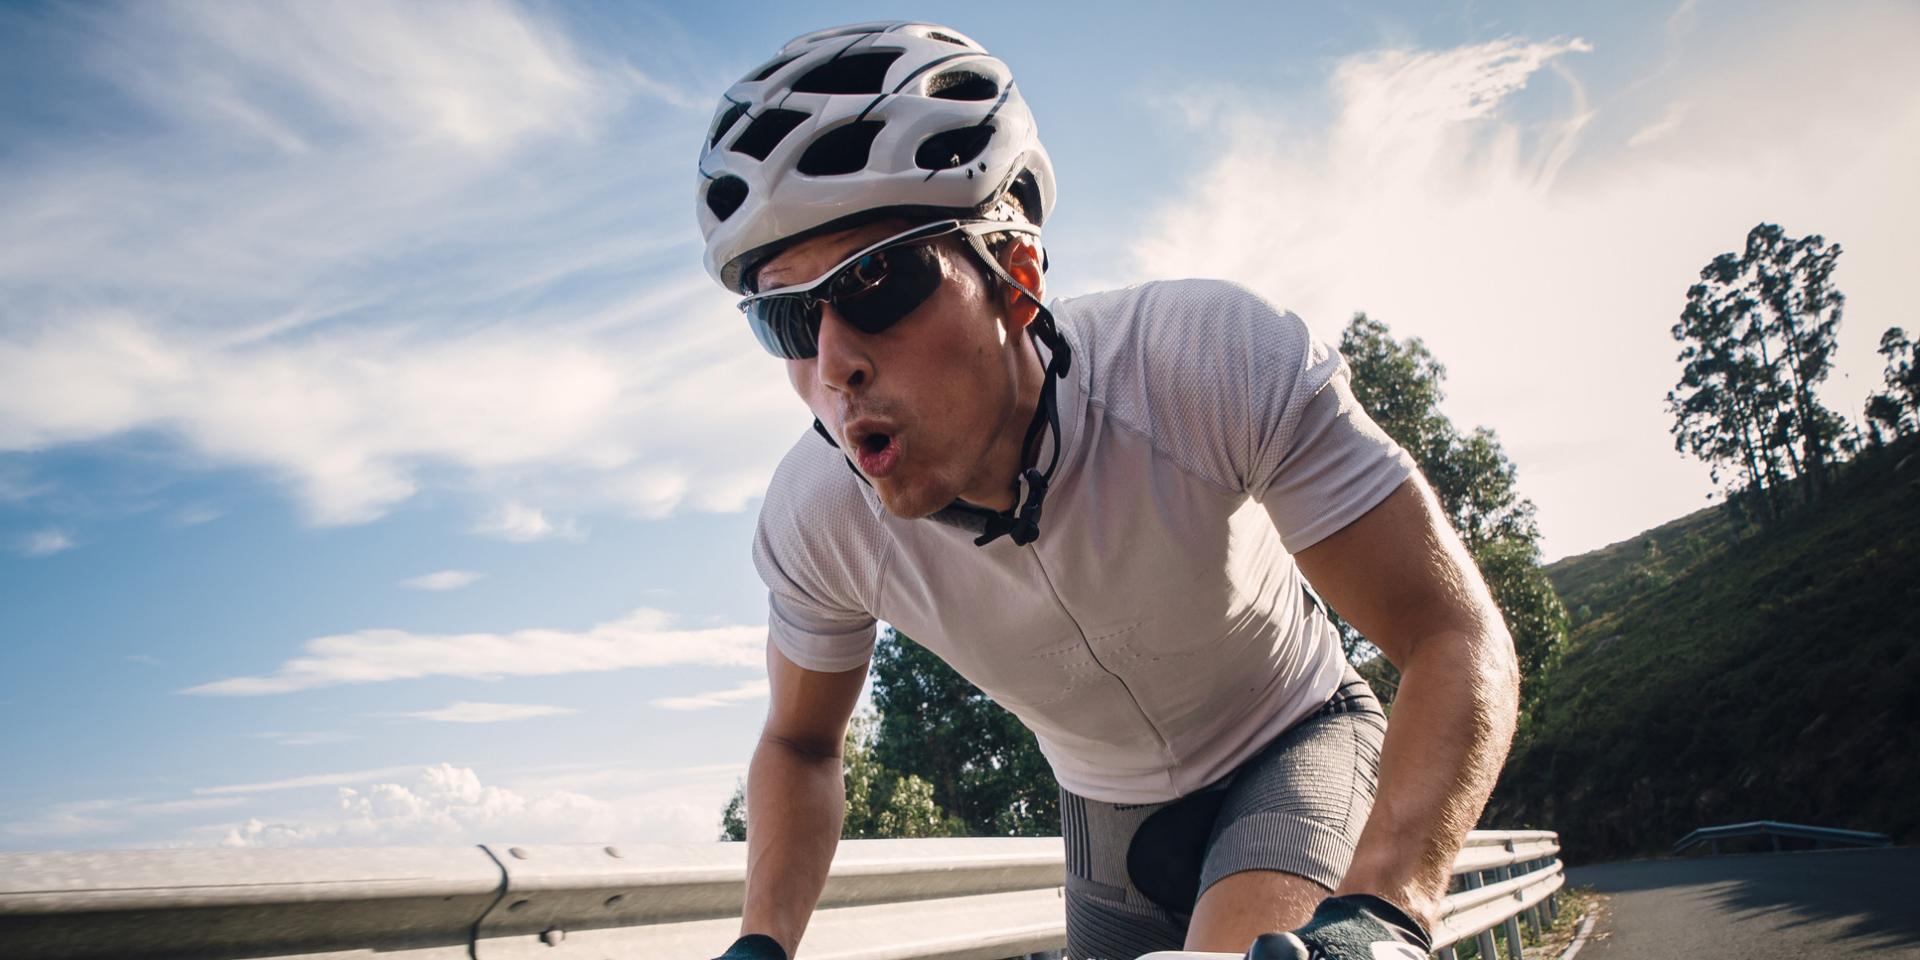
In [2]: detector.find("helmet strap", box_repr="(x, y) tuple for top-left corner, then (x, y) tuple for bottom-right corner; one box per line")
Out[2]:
(809, 268), (1073, 548)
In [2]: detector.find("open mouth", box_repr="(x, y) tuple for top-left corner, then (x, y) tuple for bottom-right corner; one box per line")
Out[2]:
(852, 429), (900, 478)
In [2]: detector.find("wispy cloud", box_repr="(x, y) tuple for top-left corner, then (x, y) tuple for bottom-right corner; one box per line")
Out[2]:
(208, 761), (743, 847)
(651, 678), (770, 711)
(250, 731), (358, 747)
(400, 569), (484, 591)
(171, 504), (223, 526)
(179, 607), (762, 696)
(2, 796), (247, 839)
(392, 701), (578, 724)
(1127, 7), (1920, 559)
(19, 528), (74, 557)
(194, 765), (431, 796)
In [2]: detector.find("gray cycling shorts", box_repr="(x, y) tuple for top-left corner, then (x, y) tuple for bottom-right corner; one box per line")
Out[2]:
(1058, 666), (1387, 960)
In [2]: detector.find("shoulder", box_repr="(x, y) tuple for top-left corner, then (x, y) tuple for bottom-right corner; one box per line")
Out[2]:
(754, 428), (889, 612)
(1055, 279), (1339, 487)
(1056, 279), (1329, 407)
(1055, 278), (1314, 349)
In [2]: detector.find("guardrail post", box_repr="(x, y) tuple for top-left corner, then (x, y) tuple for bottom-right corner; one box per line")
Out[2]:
(1437, 947), (1459, 960)
(1463, 870), (1499, 959)
(1494, 863), (1524, 959)
(1528, 859), (1546, 935)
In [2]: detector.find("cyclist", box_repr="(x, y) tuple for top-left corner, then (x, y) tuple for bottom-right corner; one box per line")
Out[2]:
(697, 22), (1518, 960)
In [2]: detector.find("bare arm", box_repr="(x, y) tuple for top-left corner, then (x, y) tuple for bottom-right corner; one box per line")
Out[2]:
(739, 642), (868, 958)
(1294, 475), (1520, 931)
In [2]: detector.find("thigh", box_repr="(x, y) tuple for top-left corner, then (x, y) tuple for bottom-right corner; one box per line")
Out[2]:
(1197, 668), (1388, 901)
(1059, 789), (1191, 960)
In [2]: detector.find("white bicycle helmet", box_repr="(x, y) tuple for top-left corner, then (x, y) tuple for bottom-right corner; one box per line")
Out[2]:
(696, 21), (1056, 293)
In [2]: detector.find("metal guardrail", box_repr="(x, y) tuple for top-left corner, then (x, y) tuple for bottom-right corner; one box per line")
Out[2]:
(0, 838), (1067, 960)
(0, 831), (1560, 959)
(1672, 820), (1893, 855)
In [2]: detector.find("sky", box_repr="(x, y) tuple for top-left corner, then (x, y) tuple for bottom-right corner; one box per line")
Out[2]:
(1, 0), (1915, 851)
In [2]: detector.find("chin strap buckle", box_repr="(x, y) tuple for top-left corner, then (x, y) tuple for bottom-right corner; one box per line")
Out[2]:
(974, 467), (1049, 547)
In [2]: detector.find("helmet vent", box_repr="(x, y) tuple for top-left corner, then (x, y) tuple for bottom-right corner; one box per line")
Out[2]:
(730, 109), (809, 161)
(925, 31), (969, 47)
(791, 52), (903, 95)
(796, 121), (885, 176)
(926, 70), (998, 101)
(708, 101), (749, 148)
(915, 125), (994, 171)
(745, 55), (796, 83)
(706, 176), (749, 221)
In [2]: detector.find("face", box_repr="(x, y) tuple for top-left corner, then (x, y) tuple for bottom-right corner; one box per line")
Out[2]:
(753, 219), (1041, 517)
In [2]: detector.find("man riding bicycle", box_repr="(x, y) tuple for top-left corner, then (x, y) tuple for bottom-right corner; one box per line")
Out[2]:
(696, 22), (1519, 960)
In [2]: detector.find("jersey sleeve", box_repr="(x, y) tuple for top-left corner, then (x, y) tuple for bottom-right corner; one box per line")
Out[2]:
(1237, 295), (1418, 552)
(750, 440), (881, 673)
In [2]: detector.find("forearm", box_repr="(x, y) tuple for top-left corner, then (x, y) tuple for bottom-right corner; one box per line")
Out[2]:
(1335, 625), (1519, 930)
(741, 734), (847, 958)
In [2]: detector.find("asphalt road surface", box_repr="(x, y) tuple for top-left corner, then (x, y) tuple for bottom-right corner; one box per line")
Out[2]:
(1566, 847), (1920, 958)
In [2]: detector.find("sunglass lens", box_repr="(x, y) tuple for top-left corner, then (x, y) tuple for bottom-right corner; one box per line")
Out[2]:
(834, 243), (943, 335)
(746, 296), (820, 359)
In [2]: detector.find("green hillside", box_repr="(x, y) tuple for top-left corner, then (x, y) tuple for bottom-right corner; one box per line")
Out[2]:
(1486, 435), (1920, 864)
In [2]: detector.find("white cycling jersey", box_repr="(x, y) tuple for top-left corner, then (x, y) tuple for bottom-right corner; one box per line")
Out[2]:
(752, 278), (1418, 803)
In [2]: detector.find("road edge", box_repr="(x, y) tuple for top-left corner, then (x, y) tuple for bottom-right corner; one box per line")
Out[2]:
(1558, 911), (1597, 960)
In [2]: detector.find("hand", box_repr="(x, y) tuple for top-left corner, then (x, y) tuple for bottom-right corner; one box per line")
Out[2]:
(715, 933), (788, 960)
(1243, 894), (1432, 959)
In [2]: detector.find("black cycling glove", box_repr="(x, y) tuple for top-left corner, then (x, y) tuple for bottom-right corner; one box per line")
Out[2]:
(1243, 893), (1433, 960)
(714, 933), (788, 960)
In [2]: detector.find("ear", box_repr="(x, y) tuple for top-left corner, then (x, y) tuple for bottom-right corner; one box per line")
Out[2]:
(998, 236), (1046, 332)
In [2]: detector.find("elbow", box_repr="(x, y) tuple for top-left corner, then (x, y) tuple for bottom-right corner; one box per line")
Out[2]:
(1479, 619), (1522, 737)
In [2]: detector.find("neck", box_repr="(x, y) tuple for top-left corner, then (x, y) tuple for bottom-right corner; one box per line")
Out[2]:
(954, 328), (1049, 512)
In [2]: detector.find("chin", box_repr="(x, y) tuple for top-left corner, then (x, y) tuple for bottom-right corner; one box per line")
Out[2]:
(873, 477), (953, 520)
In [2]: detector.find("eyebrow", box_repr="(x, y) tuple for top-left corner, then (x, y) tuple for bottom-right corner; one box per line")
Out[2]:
(758, 232), (893, 290)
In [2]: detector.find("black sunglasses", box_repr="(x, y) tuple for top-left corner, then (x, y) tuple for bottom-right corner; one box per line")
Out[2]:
(739, 219), (1041, 360)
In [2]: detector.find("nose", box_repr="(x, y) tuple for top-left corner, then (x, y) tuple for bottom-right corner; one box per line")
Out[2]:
(813, 303), (872, 394)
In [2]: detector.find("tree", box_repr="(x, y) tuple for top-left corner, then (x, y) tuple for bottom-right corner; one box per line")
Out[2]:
(1866, 327), (1918, 443)
(719, 779), (747, 841)
(1666, 224), (1848, 518)
(717, 711), (966, 841)
(869, 629), (1060, 836)
(1338, 314), (1570, 711)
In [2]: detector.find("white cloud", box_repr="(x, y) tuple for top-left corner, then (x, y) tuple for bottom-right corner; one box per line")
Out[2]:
(20, 528), (73, 557)
(210, 762), (742, 846)
(393, 701), (578, 724)
(652, 678), (770, 711)
(179, 607), (762, 696)
(472, 503), (578, 543)
(400, 569), (484, 591)
(1126, 6), (1920, 559)
(0, 2), (802, 529)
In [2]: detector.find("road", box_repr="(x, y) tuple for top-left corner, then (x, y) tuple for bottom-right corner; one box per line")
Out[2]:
(1566, 847), (1920, 958)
